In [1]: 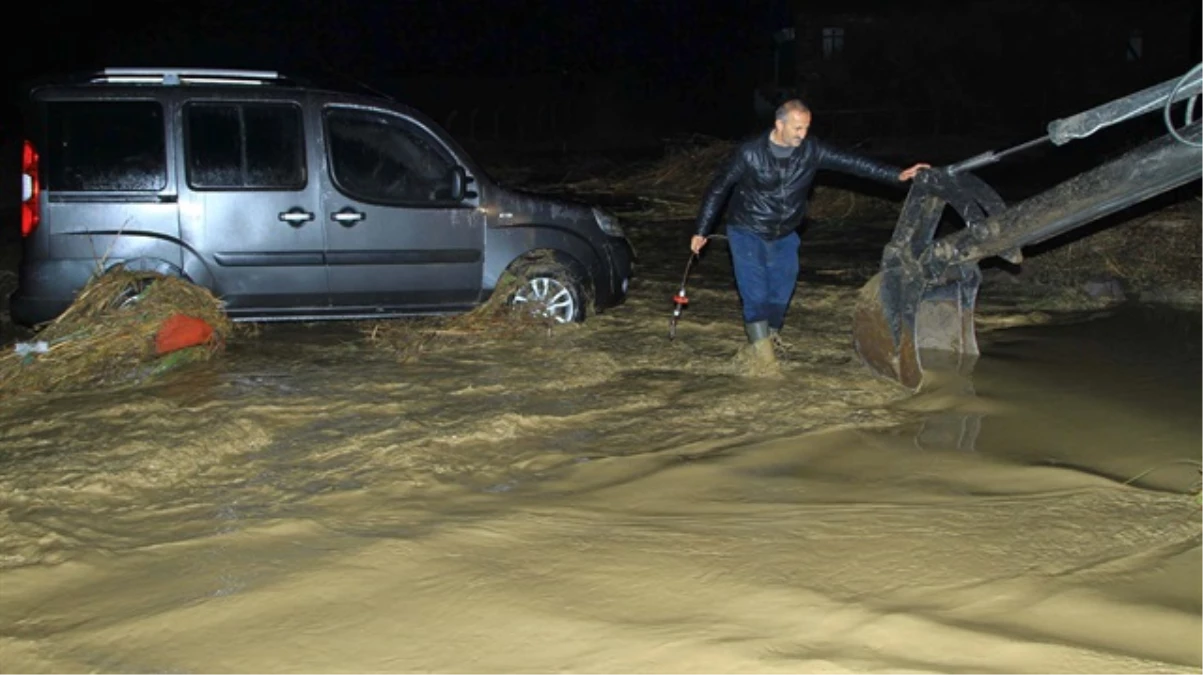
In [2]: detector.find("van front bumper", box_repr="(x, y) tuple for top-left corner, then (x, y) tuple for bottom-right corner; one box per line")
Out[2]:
(596, 236), (634, 310)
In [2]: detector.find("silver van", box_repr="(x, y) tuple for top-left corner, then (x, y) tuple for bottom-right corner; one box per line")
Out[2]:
(9, 68), (633, 326)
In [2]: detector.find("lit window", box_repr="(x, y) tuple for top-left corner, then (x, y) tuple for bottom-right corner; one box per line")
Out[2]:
(1127, 29), (1143, 62)
(823, 27), (845, 60)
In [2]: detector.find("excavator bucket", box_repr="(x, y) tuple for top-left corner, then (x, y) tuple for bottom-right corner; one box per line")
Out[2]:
(854, 269), (980, 390)
(854, 65), (1203, 389)
(853, 170), (999, 389)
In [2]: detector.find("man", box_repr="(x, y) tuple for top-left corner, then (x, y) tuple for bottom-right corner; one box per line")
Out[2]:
(690, 99), (929, 358)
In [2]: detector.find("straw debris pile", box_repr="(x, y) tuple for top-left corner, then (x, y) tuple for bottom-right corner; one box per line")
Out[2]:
(0, 268), (233, 397)
(364, 268), (565, 361)
(1020, 199), (1201, 296)
(549, 136), (896, 222)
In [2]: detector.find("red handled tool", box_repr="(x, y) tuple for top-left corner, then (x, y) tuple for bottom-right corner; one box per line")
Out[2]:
(668, 253), (697, 341)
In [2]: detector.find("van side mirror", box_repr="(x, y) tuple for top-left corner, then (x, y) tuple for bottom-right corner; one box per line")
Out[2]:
(448, 165), (474, 202)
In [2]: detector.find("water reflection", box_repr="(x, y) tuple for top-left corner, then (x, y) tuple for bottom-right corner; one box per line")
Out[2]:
(902, 304), (1201, 492)
(912, 410), (984, 453)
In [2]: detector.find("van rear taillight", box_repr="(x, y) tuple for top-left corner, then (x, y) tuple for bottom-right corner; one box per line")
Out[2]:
(21, 140), (40, 237)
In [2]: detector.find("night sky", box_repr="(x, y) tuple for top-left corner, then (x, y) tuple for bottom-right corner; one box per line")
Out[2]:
(4, 0), (799, 137)
(11, 1), (784, 79)
(3, 0), (1199, 142)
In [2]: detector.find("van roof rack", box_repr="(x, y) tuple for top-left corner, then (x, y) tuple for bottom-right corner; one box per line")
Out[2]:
(89, 68), (289, 86)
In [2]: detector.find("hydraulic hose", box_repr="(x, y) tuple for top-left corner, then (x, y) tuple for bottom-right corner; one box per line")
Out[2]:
(1164, 62), (1203, 147)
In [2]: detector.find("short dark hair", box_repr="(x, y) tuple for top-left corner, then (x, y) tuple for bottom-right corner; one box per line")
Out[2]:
(775, 99), (811, 122)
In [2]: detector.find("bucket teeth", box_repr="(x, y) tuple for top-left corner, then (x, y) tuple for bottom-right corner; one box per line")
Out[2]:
(1000, 248), (1023, 264)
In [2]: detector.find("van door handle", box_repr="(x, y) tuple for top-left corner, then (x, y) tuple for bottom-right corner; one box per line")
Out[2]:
(332, 207), (366, 226)
(278, 207), (315, 226)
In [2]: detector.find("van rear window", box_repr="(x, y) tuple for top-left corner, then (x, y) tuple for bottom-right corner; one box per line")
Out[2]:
(46, 101), (167, 191)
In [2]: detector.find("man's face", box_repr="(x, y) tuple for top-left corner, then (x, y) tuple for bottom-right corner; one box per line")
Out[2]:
(775, 110), (811, 147)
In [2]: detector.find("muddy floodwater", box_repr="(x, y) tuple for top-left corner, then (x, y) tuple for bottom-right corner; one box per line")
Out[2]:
(0, 217), (1199, 673)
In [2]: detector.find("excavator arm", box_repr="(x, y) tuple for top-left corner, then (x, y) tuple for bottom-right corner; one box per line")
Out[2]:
(853, 64), (1203, 389)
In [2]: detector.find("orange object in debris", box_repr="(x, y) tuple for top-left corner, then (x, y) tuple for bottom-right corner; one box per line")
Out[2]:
(155, 314), (214, 355)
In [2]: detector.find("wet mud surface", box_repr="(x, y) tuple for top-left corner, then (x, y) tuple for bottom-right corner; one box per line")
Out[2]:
(0, 204), (1199, 673)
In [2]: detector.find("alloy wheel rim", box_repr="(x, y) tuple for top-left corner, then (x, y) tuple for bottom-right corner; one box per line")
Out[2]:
(511, 277), (576, 323)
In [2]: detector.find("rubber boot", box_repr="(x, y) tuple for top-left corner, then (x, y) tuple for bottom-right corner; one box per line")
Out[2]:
(745, 320), (771, 344)
(742, 320), (778, 372)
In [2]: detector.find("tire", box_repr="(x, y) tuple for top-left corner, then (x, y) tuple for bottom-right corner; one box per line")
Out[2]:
(507, 262), (586, 324)
(103, 260), (185, 311)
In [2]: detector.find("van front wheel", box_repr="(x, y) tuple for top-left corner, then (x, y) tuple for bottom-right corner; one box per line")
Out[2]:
(507, 263), (585, 324)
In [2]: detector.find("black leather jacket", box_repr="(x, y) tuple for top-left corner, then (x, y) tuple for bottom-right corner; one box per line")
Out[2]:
(694, 132), (904, 240)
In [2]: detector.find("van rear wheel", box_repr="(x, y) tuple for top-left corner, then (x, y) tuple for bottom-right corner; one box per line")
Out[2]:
(103, 262), (185, 311)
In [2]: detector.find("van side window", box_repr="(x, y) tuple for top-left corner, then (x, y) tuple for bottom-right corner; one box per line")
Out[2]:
(185, 103), (305, 190)
(325, 108), (458, 206)
(46, 101), (167, 191)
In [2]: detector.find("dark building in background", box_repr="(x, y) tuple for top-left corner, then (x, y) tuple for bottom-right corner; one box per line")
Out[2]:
(1, 1), (1196, 159)
(784, 0), (1200, 140)
(1188, 0), (1198, 59)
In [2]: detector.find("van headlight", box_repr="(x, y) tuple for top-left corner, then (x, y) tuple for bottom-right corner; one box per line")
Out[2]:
(592, 207), (625, 238)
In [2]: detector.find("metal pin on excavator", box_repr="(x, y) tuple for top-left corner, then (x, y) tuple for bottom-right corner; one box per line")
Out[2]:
(853, 64), (1203, 390)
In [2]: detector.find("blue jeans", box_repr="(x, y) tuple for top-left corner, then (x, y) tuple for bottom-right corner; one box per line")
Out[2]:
(727, 227), (800, 330)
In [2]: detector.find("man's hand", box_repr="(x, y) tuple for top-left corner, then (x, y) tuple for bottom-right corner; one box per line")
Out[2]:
(899, 163), (931, 182)
(690, 235), (709, 254)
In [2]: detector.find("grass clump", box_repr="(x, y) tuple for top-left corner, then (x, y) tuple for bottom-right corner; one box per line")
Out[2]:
(0, 268), (233, 397)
